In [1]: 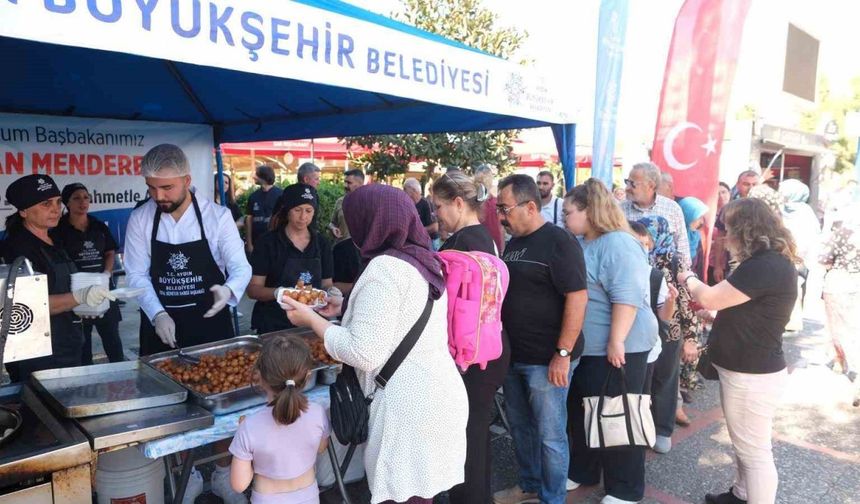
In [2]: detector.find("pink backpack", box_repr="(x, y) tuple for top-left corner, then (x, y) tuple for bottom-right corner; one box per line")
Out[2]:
(438, 250), (509, 372)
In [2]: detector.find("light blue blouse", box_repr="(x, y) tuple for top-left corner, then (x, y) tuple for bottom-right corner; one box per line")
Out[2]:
(579, 231), (658, 356)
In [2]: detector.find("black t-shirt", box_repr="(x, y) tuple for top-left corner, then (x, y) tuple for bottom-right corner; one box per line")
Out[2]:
(415, 198), (439, 240)
(5, 229), (76, 295)
(250, 230), (334, 287)
(501, 223), (587, 364)
(50, 215), (118, 272)
(440, 224), (496, 255)
(709, 250), (798, 373)
(247, 187), (283, 242)
(332, 239), (361, 284)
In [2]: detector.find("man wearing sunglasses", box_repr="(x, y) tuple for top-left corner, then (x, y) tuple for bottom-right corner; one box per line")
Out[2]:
(494, 175), (587, 504)
(621, 162), (692, 268)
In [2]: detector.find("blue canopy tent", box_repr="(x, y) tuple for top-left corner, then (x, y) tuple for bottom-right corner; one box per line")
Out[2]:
(0, 0), (578, 219)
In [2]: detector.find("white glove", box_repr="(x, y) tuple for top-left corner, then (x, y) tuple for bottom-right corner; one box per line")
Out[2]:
(203, 284), (231, 318)
(153, 311), (176, 348)
(72, 285), (116, 307)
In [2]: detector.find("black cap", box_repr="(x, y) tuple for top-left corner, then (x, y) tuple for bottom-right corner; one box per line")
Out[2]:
(61, 183), (89, 206)
(6, 175), (61, 210)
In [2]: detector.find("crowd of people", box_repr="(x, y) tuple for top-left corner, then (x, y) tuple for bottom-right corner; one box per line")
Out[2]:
(2, 142), (857, 504)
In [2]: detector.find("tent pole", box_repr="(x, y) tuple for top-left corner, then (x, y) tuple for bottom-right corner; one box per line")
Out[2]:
(215, 140), (240, 336)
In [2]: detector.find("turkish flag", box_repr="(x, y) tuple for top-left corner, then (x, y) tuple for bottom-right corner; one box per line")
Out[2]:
(651, 0), (751, 274)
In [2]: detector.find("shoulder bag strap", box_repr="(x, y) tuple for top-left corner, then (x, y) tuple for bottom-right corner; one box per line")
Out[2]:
(374, 297), (433, 389)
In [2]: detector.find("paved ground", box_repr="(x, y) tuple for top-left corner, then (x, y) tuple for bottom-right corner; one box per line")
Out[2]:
(94, 276), (860, 504)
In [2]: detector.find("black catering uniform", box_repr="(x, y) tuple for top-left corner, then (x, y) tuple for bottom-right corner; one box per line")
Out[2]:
(3, 228), (84, 382)
(139, 194), (235, 356)
(51, 215), (124, 363)
(250, 230), (333, 334)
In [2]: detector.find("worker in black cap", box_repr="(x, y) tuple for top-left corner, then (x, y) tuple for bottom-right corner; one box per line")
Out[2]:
(50, 183), (124, 364)
(3, 175), (115, 381)
(246, 183), (334, 334)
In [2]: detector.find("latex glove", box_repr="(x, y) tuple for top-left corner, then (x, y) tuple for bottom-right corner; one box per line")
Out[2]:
(203, 284), (231, 318)
(72, 285), (116, 307)
(153, 311), (176, 348)
(326, 286), (343, 299)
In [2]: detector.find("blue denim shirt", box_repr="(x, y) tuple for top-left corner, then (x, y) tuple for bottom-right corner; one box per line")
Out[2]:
(579, 231), (658, 356)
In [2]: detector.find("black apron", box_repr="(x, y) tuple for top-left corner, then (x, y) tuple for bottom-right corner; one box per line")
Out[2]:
(251, 234), (323, 335)
(138, 194), (234, 356)
(59, 217), (123, 326)
(6, 245), (83, 382)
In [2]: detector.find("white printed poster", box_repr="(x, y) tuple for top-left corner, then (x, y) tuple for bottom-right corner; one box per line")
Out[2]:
(0, 113), (214, 249)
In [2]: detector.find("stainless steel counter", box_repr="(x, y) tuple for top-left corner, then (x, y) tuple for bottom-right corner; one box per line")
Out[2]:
(75, 400), (213, 451)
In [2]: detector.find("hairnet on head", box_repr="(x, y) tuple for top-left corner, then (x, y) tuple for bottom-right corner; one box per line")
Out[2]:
(141, 143), (191, 178)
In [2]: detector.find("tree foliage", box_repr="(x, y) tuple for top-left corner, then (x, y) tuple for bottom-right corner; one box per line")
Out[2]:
(343, 0), (527, 179)
(799, 76), (860, 173)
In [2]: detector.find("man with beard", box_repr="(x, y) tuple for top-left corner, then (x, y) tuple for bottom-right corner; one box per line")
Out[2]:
(124, 144), (252, 504)
(125, 144), (251, 354)
(537, 170), (565, 228)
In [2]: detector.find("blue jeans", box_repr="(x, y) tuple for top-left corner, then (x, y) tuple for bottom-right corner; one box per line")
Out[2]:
(503, 360), (578, 504)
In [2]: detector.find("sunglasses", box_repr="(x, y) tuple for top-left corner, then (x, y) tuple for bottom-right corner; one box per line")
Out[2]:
(495, 201), (528, 215)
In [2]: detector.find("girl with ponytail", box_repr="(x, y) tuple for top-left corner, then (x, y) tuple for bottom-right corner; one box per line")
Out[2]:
(230, 334), (330, 503)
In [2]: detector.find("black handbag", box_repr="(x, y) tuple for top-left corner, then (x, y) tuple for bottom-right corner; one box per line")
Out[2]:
(329, 297), (433, 446)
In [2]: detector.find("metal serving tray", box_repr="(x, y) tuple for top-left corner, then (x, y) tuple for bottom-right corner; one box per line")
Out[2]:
(30, 360), (188, 418)
(141, 336), (265, 415)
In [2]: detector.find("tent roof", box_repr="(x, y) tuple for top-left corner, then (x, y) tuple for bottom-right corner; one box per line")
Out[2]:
(0, 0), (574, 144)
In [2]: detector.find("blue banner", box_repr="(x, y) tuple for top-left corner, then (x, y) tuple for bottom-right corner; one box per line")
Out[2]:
(592, 0), (629, 187)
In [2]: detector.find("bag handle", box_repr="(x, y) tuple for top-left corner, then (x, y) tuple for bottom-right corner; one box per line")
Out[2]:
(374, 297), (433, 389)
(595, 365), (637, 448)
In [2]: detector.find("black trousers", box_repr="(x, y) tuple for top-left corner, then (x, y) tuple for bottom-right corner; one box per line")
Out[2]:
(81, 301), (124, 364)
(650, 338), (682, 437)
(568, 352), (649, 502)
(448, 333), (511, 504)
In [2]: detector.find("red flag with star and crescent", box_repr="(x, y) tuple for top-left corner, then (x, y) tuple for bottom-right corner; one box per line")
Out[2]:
(651, 0), (751, 274)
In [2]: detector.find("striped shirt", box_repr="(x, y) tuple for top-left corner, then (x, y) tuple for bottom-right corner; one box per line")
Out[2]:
(621, 195), (692, 268)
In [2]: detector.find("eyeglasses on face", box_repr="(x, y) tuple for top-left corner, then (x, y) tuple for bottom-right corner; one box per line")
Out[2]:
(624, 178), (638, 189)
(495, 201), (528, 215)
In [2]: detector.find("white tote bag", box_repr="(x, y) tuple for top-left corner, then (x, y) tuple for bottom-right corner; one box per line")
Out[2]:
(583, 366), (655, 449)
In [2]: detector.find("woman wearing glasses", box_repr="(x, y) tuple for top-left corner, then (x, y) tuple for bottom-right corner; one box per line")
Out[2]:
(431, 171), (509, 504)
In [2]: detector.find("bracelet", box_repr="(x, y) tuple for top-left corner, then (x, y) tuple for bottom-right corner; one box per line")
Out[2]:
(683, 273), (699, 286)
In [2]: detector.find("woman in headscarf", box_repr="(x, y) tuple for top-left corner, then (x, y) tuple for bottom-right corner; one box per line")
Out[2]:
(637, 216), (702, 439)
(3, 175), (114, 381)
(282, 184), (468, 504)
(678, 197), (709, 275)
(247, 183), (333, 334)
(779, 179), (821, 332)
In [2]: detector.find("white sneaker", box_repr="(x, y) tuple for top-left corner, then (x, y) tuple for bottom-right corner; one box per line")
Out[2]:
(566, 479), (581, 491)
(210, 466), (248, 504)
(601, 495), (639, 503)
(181, 468), (203, 504)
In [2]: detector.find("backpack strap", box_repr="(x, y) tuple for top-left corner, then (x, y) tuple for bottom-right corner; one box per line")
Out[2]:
(374, 296), (433, 389)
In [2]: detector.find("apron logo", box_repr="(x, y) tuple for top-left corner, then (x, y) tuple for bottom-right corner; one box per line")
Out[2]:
(301, 188), (314, 200)
(167, 252), (190, 271)
(83, 240), (94, 249)
(299, 271), (314, 285)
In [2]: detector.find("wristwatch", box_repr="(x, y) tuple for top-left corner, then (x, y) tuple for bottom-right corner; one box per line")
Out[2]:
(556, 347), (571, 358)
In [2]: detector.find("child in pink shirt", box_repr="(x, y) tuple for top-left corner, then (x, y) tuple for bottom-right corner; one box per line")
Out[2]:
(230, 335), (330, 504)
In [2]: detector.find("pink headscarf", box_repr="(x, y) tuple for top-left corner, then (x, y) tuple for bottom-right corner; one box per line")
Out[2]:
(343, 184), (444, 300)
